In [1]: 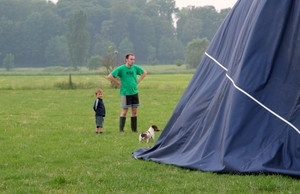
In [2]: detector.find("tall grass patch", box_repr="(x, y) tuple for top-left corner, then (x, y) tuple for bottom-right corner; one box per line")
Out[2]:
(0, 75), (110, 90)
(0, 65), (195, 76)
(0, 74), (192, 90)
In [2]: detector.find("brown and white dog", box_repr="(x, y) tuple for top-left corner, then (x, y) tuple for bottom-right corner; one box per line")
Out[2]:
(139, 125), (160, 143)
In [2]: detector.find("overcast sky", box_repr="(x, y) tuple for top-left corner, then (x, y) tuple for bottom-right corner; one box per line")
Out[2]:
(49, 0), (238, 11)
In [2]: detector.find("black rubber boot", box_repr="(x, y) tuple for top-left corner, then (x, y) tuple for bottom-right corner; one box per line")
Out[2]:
(119, 117), (126, 132)
(131, 116), (137, 132)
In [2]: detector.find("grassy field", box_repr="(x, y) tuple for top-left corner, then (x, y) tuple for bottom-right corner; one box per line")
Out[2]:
(1, 73), (300, 193)
(0, 64), (195, 76)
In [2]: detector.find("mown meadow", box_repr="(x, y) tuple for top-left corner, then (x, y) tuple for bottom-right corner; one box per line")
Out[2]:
(1, 66), (300, 193)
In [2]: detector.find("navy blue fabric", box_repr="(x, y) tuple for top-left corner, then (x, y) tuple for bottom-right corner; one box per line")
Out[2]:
(133, 0), (300, 176)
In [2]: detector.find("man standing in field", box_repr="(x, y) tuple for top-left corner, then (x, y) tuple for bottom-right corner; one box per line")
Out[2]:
(107, 53), (147, 132)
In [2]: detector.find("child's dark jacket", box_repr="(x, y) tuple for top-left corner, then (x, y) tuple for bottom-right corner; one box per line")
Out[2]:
(93, 98), (105, 117)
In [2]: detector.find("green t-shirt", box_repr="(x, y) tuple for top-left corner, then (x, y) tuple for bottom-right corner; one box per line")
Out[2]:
(111, 64), (144, 95)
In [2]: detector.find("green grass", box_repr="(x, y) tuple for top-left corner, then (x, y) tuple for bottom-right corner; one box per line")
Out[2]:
(0, 75), (300, 193)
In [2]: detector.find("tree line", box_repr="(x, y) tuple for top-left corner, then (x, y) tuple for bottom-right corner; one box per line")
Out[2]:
(0, 0), (231, 70)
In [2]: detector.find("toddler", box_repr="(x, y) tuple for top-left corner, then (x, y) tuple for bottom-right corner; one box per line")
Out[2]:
(93, 89), (106, 133)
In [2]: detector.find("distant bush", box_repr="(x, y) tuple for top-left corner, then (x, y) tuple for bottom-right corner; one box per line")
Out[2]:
(151, 59), (159, 66)
(185, 38), (209, 69)
(174, 59), (184, 67)
(3, 54), (15, 71)
(87, 55), (102, 70)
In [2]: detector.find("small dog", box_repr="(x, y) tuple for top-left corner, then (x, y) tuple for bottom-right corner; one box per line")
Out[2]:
(139, 125), (160, 143)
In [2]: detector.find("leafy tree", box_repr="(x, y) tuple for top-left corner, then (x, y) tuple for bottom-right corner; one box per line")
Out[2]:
(174, 59), (184, 67)
(20, 12), (45, 66)
(151, 0), (178, 21)
(147, 45), (156, 64)
(45, 36), (70, 67)
(99, 20), (114, 41)
(133, 16), (155, 61)
(125, 5), (144, 46)
(66, 10), (90, 70)
(3, 53), (14, 71)
(157, 36), (184, 64)
(85, 5), (110, 34)
(95, 0), (112, 8)
(158, 36), (174, 64)
(110, 2), (131, 46)
(92, 37), (116, 57)
(153, 16), (175, 49)
(192, 6), (218, 40)
(126, 0), (147, 8)
(171, 38), (185, 61)
(20, 10), (65, 66)
(86, 6), (110, 54)
(0, 16), (16, 63)
(0, 0), (231, 67)
(87, 55), (102, 70)
(142, 2), (160, 18)
(176, 5), (230, 44)
(0, 0), (43, 22)
(177, 6), (203, 45)
(185, 38), (209, 69)
(56, 0), (110, 54)
(181, 17), (203, 45)
(56, 0), (94, 19)
(176, 7), (191, 45)
(118, 37), (134, 59)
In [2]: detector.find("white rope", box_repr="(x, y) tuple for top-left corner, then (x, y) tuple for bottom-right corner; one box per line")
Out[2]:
(205, 52), (300, 134)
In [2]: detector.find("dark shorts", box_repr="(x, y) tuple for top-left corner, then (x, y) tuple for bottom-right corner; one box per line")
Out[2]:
(121, 94), (140, 108)
(95, 116), (104, 127)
